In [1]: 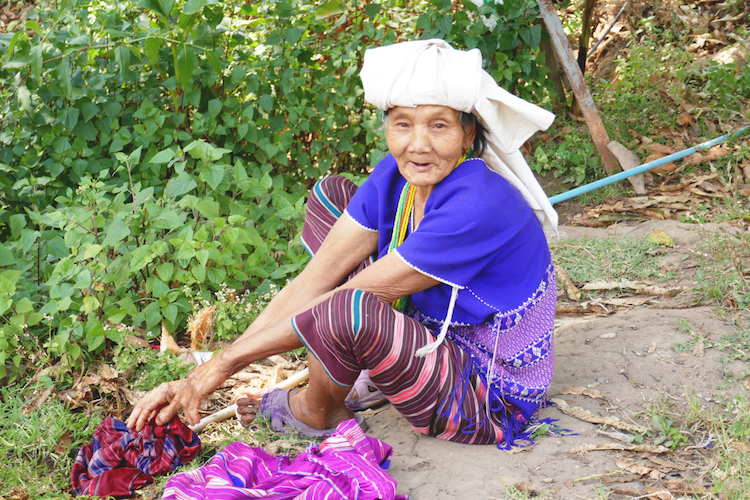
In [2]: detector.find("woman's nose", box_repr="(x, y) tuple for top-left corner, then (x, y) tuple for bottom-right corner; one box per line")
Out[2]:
(408, 126), (431, 152)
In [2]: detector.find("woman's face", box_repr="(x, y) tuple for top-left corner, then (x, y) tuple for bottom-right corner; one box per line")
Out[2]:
(386, 105), (475, 191)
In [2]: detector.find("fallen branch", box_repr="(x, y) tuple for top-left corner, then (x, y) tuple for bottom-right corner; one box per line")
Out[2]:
(190, 367), (310, 433)
(551, 397), (649, 433)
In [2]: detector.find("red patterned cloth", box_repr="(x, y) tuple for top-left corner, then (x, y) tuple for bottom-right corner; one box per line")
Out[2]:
(71, 416), (200, 498)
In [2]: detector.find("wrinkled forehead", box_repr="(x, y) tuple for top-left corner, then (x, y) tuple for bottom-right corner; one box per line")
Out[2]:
(387, 105), (463, 120)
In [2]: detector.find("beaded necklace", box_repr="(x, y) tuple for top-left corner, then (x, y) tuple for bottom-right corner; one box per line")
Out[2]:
(388, 154), (466, 312)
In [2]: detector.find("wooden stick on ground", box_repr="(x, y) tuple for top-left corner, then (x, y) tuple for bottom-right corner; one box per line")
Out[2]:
(189, 367), (310, 433)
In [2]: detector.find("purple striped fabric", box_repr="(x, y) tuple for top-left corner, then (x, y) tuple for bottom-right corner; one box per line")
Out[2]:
(71, 417), (201, 497)
(162, 419), (408, 500)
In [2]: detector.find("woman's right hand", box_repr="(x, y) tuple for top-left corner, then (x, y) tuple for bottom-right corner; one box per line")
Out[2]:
(126, 354), (230, 431)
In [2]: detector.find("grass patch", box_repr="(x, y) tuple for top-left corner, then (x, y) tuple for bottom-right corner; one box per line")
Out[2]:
(0, 387), (105, 497)
(501, 482), (552, 499)
(693, 229), (750, 310)
(702, 394), (750, 500)
(550, 236), (670, 286)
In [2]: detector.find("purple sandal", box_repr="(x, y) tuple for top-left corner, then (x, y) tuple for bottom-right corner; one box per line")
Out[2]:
(345, 370), (389, 411)
(258, 388), (367, 439)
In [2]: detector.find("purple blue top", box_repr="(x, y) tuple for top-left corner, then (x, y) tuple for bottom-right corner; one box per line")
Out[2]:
(345, 155), (552, 326)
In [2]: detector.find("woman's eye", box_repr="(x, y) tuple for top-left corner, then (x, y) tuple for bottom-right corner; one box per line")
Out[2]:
(434, 123), (445, 129)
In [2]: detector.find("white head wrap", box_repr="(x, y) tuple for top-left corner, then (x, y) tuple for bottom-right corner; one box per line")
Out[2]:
(360, 39), (558, 234)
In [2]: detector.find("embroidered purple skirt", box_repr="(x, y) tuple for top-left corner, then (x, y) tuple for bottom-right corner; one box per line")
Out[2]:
(296, 175), (556, 448)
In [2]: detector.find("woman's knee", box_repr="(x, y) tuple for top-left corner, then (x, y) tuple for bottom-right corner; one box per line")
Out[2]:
(320, 288), (386, 342)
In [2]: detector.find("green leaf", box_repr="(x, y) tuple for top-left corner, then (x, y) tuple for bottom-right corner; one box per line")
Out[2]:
(164, 170), (197, 198)
(205, 51), (222, 74)
(162, 303), (178, 324)
(115, 45), (130, 82)
(195, 249), (209, 267)
(519, 24), (542, 49)
(25, 19), (41, 36)
(102, 217), (131, 247)
(60, 107), (80, 131)
(176, 43), (195, 91)
(119, 296), (138, 317)
(437, 14), (452, 36)
(6, 31), (21, 54)
(136, 0), (174, 18)
(416, 14), (431, 30)
(9, 215), (25, 238)
(283, 27), (303, 45)
(82, 295), (100, 314)
(0, 276), (15, 295)
(259, 95), (274, 112)
(191, 263), (206, 282)
(149, 148), (176, 164)
(201, 164), (224, 191)
(69, 343), (82, 360)
(107, 308), (128, 324)
(75, 269), (92, 289)
(57, 57), (72, 99)
(183, 0), (218, 15)
(148, 276), (170, 299)
(30, 45), (43, 82)
(129, 246), (155, 272)
(176, 240), (196, 260)
(144, 36), (163, 68)
(196, 199), (220, 219)
(152, 209), (183, 229)
(156, 262), (174, 281)
(0, 298), (12, 316)
(184, 140), (230, 162)
(82, 243), (103, 260)
(0, 245), (15, 266)
(316, 0), (345, 19)
(15, 297), (33, 314)
(86, 324), (105, 350)
(46, 236), (68, 259)
(144, 302), (162, 329)
(17, 85), (31, 113)
(206, 267), (225, 284)
(81, 102), (99, 122)
(364, 3), (381, 19)
(20, 229), (40, 253)
(207, 99), (222, 118)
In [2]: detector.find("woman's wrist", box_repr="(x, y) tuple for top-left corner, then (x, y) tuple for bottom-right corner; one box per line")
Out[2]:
(186, 350), (234, 391)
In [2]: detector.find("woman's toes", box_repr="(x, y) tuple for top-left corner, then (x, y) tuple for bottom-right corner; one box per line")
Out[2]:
(236, 389), (264, 428)
(236, 396), (260, 428)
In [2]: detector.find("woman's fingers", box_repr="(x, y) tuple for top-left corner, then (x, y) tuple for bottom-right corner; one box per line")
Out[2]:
(127, 381), (179, 431)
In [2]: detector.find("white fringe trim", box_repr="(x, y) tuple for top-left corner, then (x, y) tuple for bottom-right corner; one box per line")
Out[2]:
(415, 285), (460, 358)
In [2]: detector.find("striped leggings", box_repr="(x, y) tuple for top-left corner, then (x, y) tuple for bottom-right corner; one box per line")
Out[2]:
(293, 175), (504, 445)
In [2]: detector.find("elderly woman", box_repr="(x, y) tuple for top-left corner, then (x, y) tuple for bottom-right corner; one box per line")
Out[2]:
(128, 39), (557, 449)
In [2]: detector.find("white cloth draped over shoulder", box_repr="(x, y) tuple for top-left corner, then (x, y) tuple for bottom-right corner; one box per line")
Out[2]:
(360, 38), (558, 234)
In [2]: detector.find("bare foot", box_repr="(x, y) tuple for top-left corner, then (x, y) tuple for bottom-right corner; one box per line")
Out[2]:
(235, 387), (354, 430)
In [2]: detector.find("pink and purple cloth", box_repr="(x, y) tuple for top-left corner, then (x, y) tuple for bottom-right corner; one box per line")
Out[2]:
(71, 416), (201, 498)
(162, 418), (408, 500)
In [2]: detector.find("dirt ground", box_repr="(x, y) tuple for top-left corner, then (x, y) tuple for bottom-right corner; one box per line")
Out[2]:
(359, 219), (748, 500)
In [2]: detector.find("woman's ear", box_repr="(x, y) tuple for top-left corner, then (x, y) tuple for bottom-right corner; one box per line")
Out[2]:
(463, 123), (476, 151)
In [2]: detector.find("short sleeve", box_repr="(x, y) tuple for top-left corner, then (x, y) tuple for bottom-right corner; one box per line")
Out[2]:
(344, 156), (407, 259)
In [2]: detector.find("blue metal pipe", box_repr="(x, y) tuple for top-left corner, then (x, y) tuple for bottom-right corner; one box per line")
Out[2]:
(548, 126), (750, 205)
